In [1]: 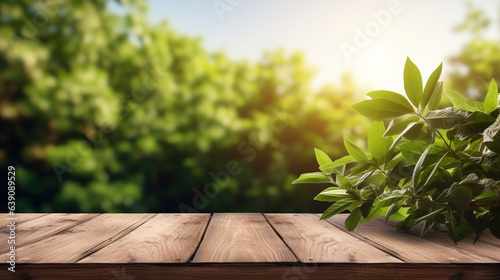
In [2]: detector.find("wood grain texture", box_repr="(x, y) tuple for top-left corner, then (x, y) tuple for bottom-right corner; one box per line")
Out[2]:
(78, 214), (210, 263)
(0, 213), (47, 224)
(0, 214), (99, 258)
(382, 218), (500, 262)
(192, 213), (297, 263)
(1, 213), (48, 252)
(3, 263), (500, 280)
(15, 214), (154, 263)
(323, 214), (500, 263)
(266, 214), (402, 263)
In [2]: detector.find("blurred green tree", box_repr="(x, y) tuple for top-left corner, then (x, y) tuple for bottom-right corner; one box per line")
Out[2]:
(448, 2), (500, 100)
(0, 0), (368, 213)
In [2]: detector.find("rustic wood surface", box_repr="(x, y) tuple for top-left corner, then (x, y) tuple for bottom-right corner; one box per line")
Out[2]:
(2, 214), (154, 263)
(78, 214), (210, 263)
(192, 213), (297, 263)
(1, 213), (98, 256)
(265, 213), (402, 263)
(1, 213), (48, 253)
(322, 214), (500, 263)
(1, 213), (499, 279)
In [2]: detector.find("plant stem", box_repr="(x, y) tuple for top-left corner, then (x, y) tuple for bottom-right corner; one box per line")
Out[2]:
(435, 130), (462, 160)
(472, 196), (500, 202)
(375, 165), (389, 177)
(409, 194), (448, 207)
(470, 196), (500, 208)
(471, 203), (500, 207)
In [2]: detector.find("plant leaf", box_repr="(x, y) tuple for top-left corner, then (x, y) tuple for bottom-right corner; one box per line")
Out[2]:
(318, 189), (351, 197)
(488, 217), (500, 239)
(455, 111), (495, 138)
(383, 116), (420, 137)
(352, 99), (413, 119)
(404, 57), (423, 107)
(421, 62), (443, 109)
(314, 148), (332, 166)
(352, 170), (375, 188)
(445, 209), (459, 244)
(428, 81), (444, 110)
(483, 116), (500, 153)
(422, 152), (449, 187)
(293, 172), (332, 184)
(385, 200), (403, 223)
(336, 173), (353, 189)
(398, 141), (427, 163)
(320, 199), (352, 220)
(396, 215), (417, 232)
(319, 155), (356, 173)
(425, 109), (467, 130)
(366, 90), (414, 111)
(360, 200), (373, 218)
(412, 145), (432, 192)
(444, 89), (484, 112)
(484, 79), (498, 114)
(388, 207), (409, 221)
(315, 188), (352, 202)
(373, 190), (406, 207)
(344, 135), (369, 163)
(368, 120), (392, 161)
(388, 122), (421, 151)
(345, 208), (362, 231)
(361, 206), (384, 223)
(414, 208), (445, 224)
(448, 186), (472, 213)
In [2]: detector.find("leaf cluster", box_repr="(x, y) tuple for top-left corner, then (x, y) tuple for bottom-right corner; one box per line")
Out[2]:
(294, 58), (500, 243)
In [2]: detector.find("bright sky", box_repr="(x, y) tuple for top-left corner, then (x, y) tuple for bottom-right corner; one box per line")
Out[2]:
(121, 0), (499, 93)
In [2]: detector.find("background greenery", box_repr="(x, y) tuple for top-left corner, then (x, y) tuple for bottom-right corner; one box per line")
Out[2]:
(0, 0), (498, 213)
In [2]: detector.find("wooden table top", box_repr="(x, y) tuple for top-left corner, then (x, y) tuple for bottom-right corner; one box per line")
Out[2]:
(1, 213), (500, 279)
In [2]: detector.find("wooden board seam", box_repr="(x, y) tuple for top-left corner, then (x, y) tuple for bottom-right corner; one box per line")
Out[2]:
(74, 214), (157, 263)
(0, 213), (102, 255)
(263, 214), (301, 263)
(185, 213), (212, 264)
(192, 213), (297, 263)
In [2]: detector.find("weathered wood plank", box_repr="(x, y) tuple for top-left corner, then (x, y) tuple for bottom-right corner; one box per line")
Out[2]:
(15, 214), (154, 263)
(3, 263), (500, 280)
(265, 214), (402, 263)
(0, 214), (99, 258)
(384, 218), (500, 261)
(78, 214), (210, 263)
(1, 213), (48, 250)
(384, 218), (500, 246)
(192, 213), (297, 263)
(0, 213), (48, 224)
(323, 214), (500, 263)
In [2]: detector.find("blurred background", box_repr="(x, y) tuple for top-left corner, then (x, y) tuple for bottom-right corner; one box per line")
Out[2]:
(1, 0), (499, 213)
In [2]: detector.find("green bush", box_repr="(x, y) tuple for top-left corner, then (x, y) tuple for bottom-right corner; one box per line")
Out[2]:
(294, 58), (500, 243)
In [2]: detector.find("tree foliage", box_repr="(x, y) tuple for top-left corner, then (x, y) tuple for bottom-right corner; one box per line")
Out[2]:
(448, 2), (500, 101)
(0, 0), (368, 212)
(295, 59), (500, 243)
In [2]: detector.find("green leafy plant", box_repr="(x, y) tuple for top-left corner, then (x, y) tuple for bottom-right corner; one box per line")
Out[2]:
(293, 57), (500, 243)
